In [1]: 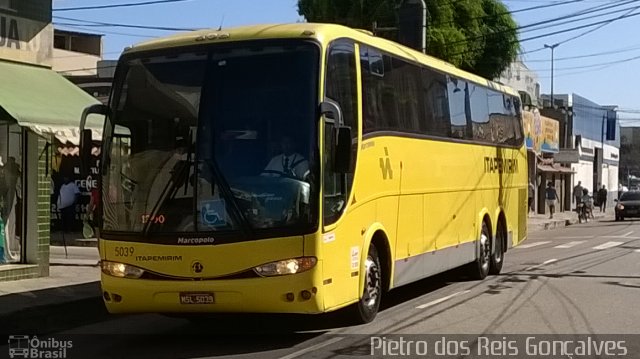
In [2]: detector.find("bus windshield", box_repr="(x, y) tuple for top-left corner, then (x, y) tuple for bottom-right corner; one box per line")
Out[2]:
(102, 41), (319, 236)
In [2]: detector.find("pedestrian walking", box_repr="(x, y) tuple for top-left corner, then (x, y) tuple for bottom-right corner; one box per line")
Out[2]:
(528, 181), (535, 214)
(57, 177), (80, 235)
(573, 181), (583, 209)
(598, 185), (608, 212)
(546, 181), (559, 219)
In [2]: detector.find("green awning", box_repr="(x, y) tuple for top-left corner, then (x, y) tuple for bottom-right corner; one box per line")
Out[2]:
(0, 60), (104, 145)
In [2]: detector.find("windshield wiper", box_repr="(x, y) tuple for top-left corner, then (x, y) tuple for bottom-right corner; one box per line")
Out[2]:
(142, 156), (193, 234)
(201, 159), (254, 237)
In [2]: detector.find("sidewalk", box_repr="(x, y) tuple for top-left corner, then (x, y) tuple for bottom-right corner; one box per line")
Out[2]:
(0, 247), (103, 333)
(528, 208), (615, 232)
(0, 211), (618, 334)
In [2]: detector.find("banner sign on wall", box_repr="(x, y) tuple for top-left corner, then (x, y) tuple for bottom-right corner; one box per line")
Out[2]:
(524, 109), (559, 153)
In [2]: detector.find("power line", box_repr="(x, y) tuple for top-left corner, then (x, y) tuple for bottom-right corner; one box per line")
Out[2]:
(435, 0), (587, 27)
(54, 24), (157, 38)
(53, 16), (200, 31)
(525, 43), (640, 62)
(518, 11), (640, 43)
(53, 0), (195, 12)
(447, 7), (640, 58)
(518, 0), (640, 36)
(444, 0), (639, 49)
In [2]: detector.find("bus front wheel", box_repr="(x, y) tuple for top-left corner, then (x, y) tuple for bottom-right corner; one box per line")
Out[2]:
(468, 221), (491, 280)
(348, 244), (382, 324)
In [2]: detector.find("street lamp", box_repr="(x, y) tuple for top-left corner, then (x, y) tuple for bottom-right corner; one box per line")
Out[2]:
(545, 43), (559, 107)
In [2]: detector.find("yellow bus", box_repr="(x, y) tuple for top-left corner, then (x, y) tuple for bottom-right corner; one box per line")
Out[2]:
(81, 23), (528, 323)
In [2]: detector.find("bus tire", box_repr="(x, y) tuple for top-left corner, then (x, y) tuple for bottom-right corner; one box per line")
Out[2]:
(468, 220), (491, 280)
(489, 220), (505, 275)
(348, 244), (382, 324)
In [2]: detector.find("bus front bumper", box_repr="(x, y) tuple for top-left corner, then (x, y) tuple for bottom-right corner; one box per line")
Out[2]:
(100, 270), (325, 314)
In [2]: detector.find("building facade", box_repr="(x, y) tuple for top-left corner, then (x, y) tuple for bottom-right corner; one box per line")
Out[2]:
(542, 94), (620, 211)
(498, 59), (566, 214)
(51, 29), (113, 232)
(498, 57), (542, 107)
(0, 0), (100, 281)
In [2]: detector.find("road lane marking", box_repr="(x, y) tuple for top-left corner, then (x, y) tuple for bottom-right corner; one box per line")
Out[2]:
(554, 241), (585, 249)
(603, 236), (640, 239)
(525, 259), (558, 271)
(593, 242), (623, 250)
(558, 236), (593, 239)
(603, 231), (636, 239)
(279, 337), (345, 359)
(416, 290), (471, 309)
(635, 249), (640, 253)
(517, 241), (551, 249)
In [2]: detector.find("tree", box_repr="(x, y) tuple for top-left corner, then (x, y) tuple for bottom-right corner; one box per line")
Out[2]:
(297, 0), (519, 80)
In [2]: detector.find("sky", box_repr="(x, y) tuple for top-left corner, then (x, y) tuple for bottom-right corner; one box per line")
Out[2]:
(52, 0), (640, 125)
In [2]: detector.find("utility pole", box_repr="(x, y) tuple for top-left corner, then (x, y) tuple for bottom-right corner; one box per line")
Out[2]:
(544, 43), (559, 106)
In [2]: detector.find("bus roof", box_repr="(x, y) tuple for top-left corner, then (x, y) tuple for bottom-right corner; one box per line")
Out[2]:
(124, 23), (518, 97)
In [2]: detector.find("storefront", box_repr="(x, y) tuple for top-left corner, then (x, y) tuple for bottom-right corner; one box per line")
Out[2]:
(523, 107), (568, 214)
(0, 1), (101, 281)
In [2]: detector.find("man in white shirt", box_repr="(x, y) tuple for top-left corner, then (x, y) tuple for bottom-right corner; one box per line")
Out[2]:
(263, 135), (309, 180)
(57, 177), (80, 233)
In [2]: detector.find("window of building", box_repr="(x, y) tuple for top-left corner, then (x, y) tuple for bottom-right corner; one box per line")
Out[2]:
(0, 0), (15, 10)
(0, 120), (23, 265)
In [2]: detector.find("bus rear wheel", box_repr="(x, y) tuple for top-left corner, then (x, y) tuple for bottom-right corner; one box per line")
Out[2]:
(489, 221), (505, 275)
(348, 244), (382, 324)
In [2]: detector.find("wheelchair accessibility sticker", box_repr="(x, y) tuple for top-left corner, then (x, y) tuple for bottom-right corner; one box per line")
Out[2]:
(200, 199), (226, 227)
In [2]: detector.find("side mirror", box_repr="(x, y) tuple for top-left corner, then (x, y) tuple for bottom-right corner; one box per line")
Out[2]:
(334, 126), (352, 174)
(79, 104), (109, 177)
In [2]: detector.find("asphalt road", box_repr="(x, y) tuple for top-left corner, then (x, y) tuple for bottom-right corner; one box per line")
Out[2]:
(16, 218), (640, 359)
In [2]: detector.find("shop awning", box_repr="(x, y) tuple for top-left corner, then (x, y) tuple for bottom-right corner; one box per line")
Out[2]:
(0, 60), (105, 145)
(537, 164), (575, 173)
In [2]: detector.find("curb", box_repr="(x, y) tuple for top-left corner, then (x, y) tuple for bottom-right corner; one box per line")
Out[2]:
(50, 238), (98, 248)
(529, 214), (610, 232)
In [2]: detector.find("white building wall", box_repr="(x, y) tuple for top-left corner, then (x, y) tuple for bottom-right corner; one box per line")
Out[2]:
(52, 48), (100, 76)
(572, 160), (594, 194)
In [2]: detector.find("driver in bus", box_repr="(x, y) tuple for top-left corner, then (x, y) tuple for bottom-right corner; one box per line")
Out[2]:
(262, 135), (309, 180)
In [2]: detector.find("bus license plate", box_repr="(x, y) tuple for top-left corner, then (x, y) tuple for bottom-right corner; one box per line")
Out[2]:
(179, 292), (215, 304)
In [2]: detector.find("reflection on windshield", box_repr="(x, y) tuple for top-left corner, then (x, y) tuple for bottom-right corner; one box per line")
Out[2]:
(102, 42), (319, 235)
(621, 192), (640, 201)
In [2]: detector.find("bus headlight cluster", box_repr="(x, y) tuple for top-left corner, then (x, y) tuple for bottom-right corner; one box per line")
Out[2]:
(101, 261), (145, 279)
(253, 257), (317, 277)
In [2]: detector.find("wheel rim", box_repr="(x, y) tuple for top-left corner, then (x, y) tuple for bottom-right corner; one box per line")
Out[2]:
(362, 255), (381, 309)
(480, 224), (490, 271)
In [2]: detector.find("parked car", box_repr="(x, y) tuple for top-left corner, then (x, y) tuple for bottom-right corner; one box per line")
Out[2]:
(614, 191), (640, 221)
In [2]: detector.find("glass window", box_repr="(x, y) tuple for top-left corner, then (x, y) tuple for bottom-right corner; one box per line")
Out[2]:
(421, 67), (450, 137)
(324, 40), (358, 225)
(103, 42), (319, 236)
(447, 77), (468, 140)
(469, 84), (490, 142)
(0, 121), (22, 264)
(361, 46), (383, 134)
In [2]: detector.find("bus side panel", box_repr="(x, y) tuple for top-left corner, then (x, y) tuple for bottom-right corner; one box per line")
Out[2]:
(319, 202), (377, 311)
(320, 137), (400, 311)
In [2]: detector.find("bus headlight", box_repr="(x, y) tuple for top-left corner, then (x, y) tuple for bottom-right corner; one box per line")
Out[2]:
(253, 257), (317, 277)
(101, 261), (145, 279)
